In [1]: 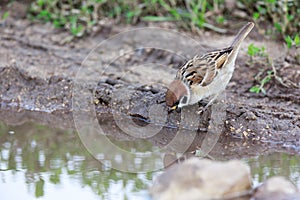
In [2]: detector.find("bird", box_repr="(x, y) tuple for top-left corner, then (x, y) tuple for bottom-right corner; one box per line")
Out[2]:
(165, 22), (255, 111)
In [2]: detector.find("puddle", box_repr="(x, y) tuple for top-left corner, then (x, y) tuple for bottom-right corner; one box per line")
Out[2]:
(0, 119), (300, 200)
(246, 153), (300, 188)
(0, 121), (155, 200)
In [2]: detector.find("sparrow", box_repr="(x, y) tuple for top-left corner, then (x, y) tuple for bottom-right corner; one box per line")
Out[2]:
(165, 22), (255, 111)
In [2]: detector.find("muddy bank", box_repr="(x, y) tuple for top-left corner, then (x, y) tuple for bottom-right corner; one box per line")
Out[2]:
(0, 15), (300, 155)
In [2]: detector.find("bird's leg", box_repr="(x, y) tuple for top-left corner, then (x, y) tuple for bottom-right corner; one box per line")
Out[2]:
(198, 99), (209, 107)
(197, 94), (220, 114)
(204, 93), (220, 109)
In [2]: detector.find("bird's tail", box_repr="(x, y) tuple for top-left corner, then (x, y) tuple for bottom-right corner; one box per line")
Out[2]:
(230, 22), (255, 49)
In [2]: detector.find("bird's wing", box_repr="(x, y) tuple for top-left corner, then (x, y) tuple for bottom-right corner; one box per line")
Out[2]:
(178, 47), (233, 87)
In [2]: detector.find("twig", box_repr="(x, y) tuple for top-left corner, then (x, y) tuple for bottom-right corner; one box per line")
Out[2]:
(203, 22), (227, 33)
(268, 56), (298, 88)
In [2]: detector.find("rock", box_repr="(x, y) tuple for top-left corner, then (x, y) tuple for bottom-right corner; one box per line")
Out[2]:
(150, 158), (251, 200)
(253, 176), (300, 200)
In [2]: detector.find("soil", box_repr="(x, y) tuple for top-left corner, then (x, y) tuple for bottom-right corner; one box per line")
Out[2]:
(0, 4), (300, 159)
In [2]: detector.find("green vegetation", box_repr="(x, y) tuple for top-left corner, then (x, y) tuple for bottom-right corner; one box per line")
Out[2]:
(1, 11), (9, 20)
(247, 43), (275, 94)
(243, 0), (299, 36)
(2, 0), (300, 45)
(245, 0), (299, 51)
(27, 0), (227, 37)
(249, 70), (273, 94)
(285, 34), (300, 49)
(247, 43), (266, 57)
(247, 43), (297, 95)
(26, 0), (299, 38)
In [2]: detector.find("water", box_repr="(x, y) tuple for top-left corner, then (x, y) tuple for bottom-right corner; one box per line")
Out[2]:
(247, 153), (300, 187)
(0, 121), (300, 200)
(0, 121), (155, 200)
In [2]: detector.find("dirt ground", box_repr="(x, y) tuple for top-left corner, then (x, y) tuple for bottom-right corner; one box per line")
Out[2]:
(0, 5), (300, 159)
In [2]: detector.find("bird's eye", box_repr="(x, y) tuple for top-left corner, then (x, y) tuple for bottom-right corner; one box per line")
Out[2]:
(181, 96), (188, 104)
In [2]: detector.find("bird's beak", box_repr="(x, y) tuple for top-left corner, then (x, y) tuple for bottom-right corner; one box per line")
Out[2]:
(171, 105), (177, 110)
(168, 105), (177, 114)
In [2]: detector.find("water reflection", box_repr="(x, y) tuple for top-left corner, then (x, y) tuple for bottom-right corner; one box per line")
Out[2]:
(246, 153), (300, 187)
(0, 122), (154, 200)
(0, 120), (300, 200)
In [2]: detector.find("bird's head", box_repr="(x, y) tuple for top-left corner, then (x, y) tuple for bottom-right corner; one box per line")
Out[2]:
(165, 80), (190, 111)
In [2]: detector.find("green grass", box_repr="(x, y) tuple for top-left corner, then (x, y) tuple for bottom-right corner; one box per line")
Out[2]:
(248, 0), (299, 49)
(247, 43), (274, 95)
(249, 70), (273, 94)
(246, 42), (297, 95)
(2, 11), (9, 20)
(285, 34), (300, 49)
(27, 0), (227, 37)
(243, 0), (299, 37)
(247, 43), (266, 57)
(26, 0), (299, 38)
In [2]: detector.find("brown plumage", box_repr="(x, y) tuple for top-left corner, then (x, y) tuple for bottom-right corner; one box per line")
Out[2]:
(166, 22), (255, 110)
(165, 79), (187, 107)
